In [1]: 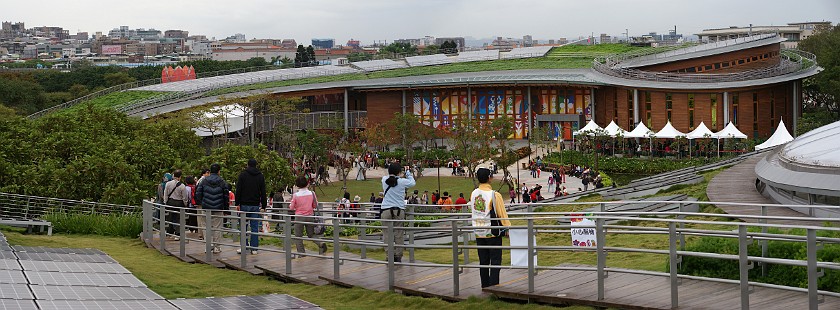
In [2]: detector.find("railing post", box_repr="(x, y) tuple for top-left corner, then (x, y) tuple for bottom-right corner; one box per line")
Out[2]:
(408, 205), (416, 263)
(596, 218), (606, 301)
(159, 204), (166, 253)
(383, 218), (395, 289)
(142, 200), (151, 242)
(738, 226), (751, 310)
(239, 211), (247, 267)
(527, 218), (535, 293)
(760, 206), (768, 277)
(807, 229), (820, 310)
(669, 222), (679, 309)
(179, 207), (186, 258)
(451, 220), (460, 296)
(204, 210), (212, 262)
(333, 217), (341, 281)
(283, 213), (292, 274)
(359, 206), (367, 259)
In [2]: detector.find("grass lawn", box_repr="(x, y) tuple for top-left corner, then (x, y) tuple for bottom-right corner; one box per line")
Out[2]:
(68, 90), (167, 110)
(1, 228), (589, 310)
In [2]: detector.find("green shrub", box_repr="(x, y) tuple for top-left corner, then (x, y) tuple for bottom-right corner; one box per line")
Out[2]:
(544, 150), (723, 175)
(675, 228), (840, 292)
(42, 212), (143, 238)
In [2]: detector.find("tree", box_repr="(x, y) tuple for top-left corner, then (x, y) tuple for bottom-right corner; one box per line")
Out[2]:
(440, 40), (458, 53)
(489, 116), (516, 190)
(378, 42), (418, 58)
(798, 24), (839, 133)
(385, 113), (425, 163)
(103, 72), (136, 87)
(295, 45), (309, 67)
(423, 44), (440, 55)
(196, 143), (293, 194)
(448, 118), (496, 186)
(68, 84), (90, 99)
(347, 52), (373, 62)
(306, 45), (316, 66)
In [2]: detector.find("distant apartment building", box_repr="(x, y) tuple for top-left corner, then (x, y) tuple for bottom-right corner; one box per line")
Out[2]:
(523, 35), (534, 47)
(487, 37), (521, 51)
(599, 34), (611, 44)
(1, 21), (26, 39)
(346, 39), (361, 49)
(32, 26), (69, 40)
(164, 30), (189, 39)
(312, 38), (335, 49)
(211, 42), (295, 62)
(697, 21), (831, 48)
(224, 33), (247, 43)
(279, 39), (297, 49)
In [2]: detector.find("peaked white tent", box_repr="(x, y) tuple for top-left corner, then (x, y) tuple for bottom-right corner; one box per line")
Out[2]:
(712, 122), (748, 157)
(603, 121), (626, 137)
(687, 122), (715, 139)
(623, 122), (656, 155)
(623, 122), (655, 138)
(573, 120), (604, 136)
(654, 121), (686, 139)
(714, 122), (748, 139)
(756, 120), (794, 150)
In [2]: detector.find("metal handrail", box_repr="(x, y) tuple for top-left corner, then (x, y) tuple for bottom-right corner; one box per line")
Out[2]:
(0, 192), (138, 220)
(141, 199), (840, 309)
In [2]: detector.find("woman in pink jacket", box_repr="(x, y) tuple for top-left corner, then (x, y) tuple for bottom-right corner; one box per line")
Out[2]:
(289, 176), (327, 255)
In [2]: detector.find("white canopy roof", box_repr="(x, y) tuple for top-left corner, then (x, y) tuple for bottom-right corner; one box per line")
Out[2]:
(714, 122), (748, 139)
(192, 104), (249, 137)
(686, 122), (715, 139)
(654, 121), (686, 139)
(756, 120), (794, 150)
(573, 120), (604, 136)
(603, 121), (626, 137)
(623, 122), (655, 138)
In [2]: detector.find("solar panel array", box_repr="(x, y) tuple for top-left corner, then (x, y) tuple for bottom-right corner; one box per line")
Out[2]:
(502, 46), (553, 59)
(134, 65), (362, 92)
(350, 59), (409, 71)
(453, 50), (500, 63)
(169, 294), (321, 310)
(405, 54), (453, 67)
(0, 232), (322, 309)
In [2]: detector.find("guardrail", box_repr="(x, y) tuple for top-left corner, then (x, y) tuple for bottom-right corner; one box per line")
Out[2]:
(143, 199), (840, 309)
(255, 111), (367, 132)
(593, 48), (817, 83)
(0, 192), (138, 220)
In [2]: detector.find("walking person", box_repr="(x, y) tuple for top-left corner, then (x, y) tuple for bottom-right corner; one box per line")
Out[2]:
(163, 170), (189, 240)
(235, 159), (267, 255)
(469, 166), (511, 288)
(195, 163), (230, 254)
(288, 176), (327, 255)
(380, 162), (416, 262)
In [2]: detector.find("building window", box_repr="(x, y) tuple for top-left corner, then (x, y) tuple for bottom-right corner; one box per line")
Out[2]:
(628, 90), (634, 129)
(770, 91), (775, 129)
(688, 94), (694, 129)
(665, 93), (673, 124)
(753, 93), (758, 132)
(711, 94), (718, 130)
(733, 94), (739, 125)
(645, 91), (652, 127)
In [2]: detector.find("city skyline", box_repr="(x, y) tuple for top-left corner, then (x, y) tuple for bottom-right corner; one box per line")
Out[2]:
(5, 0), (839, 44)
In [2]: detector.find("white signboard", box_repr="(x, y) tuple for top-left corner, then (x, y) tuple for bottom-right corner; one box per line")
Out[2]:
(571, 214), (597, 247)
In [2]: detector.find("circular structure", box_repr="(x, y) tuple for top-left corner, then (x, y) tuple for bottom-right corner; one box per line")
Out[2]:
(755, 121), (840, 216)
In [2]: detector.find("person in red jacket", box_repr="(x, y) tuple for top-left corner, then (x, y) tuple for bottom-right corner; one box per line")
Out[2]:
(454, 193), (467, 212)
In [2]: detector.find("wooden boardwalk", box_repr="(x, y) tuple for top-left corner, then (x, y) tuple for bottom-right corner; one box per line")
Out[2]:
(706, 154), (815, 226)
(145, 236), (840, 309)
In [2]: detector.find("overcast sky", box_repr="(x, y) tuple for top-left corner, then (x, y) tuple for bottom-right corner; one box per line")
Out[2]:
(6, 0), (839, 44)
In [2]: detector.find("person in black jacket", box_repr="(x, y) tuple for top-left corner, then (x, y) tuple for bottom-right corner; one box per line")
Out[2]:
(196, 163), (230, 254)
(235, 159), (267, 255)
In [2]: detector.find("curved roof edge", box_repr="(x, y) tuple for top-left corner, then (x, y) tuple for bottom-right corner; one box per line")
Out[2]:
(755, 148), (840, 197)
(589, 65), (822, 90)
(621, 36), (786, 68)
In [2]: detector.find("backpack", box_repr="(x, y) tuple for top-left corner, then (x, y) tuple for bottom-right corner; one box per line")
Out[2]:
(408, 196), (419, 205)
(470, 191), (507, 238)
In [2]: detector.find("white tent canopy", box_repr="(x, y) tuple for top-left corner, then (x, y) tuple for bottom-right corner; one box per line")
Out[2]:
(654, 121), (686, 139)
(714, 122), (748, 139)
(686, 122), (715, 139)
(756, 120), (794, 150)
(573, 120), (604, 136)
(603, 121), (626, 137)
(192, 104), (250, 137)
(624, 122), (655, 138)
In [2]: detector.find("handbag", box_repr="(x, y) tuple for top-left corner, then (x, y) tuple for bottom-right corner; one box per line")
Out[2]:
(488, 192), (508, 238)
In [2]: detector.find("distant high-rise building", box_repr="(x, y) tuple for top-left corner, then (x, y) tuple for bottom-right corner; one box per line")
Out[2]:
(523, 35), (533, 47)
(599, 33), (611, 44)
(312, 38), (335, 49)
(346, 39), (360, 48)
(1, 21), (26, 39)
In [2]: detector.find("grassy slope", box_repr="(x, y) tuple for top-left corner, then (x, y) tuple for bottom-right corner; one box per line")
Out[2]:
(2, 229), (587, 310)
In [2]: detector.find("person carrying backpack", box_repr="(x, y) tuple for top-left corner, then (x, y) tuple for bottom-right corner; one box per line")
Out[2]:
(380, 163), (416, 263)
(195, 163), (230, 254)
(469, 166), (511, 288)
